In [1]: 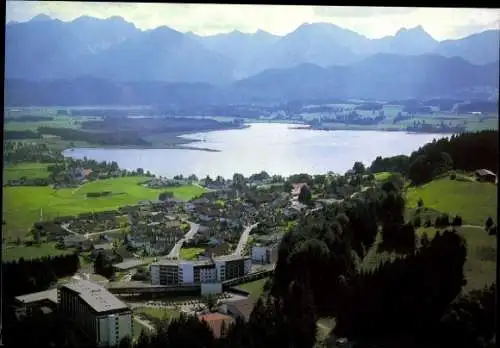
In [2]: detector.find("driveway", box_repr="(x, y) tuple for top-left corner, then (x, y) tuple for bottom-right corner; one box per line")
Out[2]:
(234, 223), (258, 256)
(166, 221), (200, 259)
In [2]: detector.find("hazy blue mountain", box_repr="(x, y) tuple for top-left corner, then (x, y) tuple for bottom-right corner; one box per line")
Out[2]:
(5, 16), (231, 84)
(367, 26), (438, 55)
(87, 25), (233, 84)
(5, 15), (499, 84)
(5, 15), (140, 80)
(434, 29), (500, 65)
(190, 29), (279, 79)
(6, 55), (498, 106)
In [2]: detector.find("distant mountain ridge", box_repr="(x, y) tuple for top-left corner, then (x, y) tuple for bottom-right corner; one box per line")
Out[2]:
(6, 54), (498, 106)
(5, 15), (500, 83)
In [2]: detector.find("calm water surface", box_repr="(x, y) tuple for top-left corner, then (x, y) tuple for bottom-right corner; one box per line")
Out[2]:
(63, 123), (451, 178)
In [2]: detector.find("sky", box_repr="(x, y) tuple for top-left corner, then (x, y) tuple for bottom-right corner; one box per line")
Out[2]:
(5, 2), (500, 40)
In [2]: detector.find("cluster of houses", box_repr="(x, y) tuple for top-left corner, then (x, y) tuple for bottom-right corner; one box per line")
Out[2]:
(126, 206), (185, 256)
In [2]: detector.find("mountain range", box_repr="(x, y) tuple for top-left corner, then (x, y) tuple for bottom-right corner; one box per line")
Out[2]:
(4, 15), (499, 105)
(5, 14), (500, 83)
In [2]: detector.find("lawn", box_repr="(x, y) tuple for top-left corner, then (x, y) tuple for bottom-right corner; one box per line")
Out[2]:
(405, 178), (497, 226)
(180, 247), (205, 260)
(2, 242), (76, 262)
(3, 162), (52, 183)
(374, 171), (392, 182)
(416, 226), (497, 291)
(134, 307), (181, 321)
(2, 176), (206, 239)
(236, 278), (268, 300)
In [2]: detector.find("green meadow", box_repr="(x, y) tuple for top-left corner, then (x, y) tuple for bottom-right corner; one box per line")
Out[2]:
(405, 177), (497, 226)
(4, 162), (52, 183)
(2, 176), (206, 240)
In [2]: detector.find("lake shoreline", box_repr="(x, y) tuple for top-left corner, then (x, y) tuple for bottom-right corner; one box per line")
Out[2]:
(289, 124), (457, 135)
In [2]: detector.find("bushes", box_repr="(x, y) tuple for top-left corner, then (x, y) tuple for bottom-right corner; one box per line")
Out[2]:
(451, 215), (463, 227)
(435, 213), (451, 228)
(450, 172), (457, 180)
(412, 215), (422, 228)
(488, 225), (497, 236)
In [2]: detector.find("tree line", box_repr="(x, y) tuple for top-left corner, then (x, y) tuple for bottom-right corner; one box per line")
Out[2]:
(369, 130), (498, 184)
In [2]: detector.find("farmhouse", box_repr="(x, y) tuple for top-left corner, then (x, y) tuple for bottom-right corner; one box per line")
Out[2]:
(475, 169), (497, 183)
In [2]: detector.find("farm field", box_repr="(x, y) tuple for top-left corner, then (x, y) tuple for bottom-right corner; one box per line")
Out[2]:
(179, 247), (206, 260)
(4, 115), (102, 131)
(3, 162), (52, 183)
(236, 278), (268, 300)
(2, 241), (76, 262)
(405, 177), (497, 226)
(2, 176), (207, 240)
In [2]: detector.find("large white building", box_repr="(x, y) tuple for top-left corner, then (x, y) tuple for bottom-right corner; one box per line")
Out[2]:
(58, 279), (133, 347)
(150, 255), (252, 286)
(251, 243), (278, 264)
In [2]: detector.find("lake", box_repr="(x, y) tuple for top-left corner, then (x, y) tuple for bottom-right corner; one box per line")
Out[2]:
(63, 123), (451, 178)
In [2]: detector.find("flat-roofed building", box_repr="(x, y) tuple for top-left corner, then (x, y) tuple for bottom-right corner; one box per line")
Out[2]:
(15, 288), (58, 317)
(58, 279), (133, 347)
(150, 255), (251, 285)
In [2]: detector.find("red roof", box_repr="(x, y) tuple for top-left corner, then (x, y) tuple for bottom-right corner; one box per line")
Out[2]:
(83, 168), (93, 177)
(198, 313), (234, 338)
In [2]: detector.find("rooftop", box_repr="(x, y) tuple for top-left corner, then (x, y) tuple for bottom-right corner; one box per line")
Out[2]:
(113, 258), (148, 270)
(61, 279), (129, 313)
(198, 313), (234, 339)
(15, 288), (58, 305)
(476, 169), (496, 176)
(214, 254), (250, 263)
(226, 297), (257, 322)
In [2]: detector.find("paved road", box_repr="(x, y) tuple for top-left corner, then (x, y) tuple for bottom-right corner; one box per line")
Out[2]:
(61, 224), (122, 238)
(234, 223), (258, 256)
(61, 224), (79, 236)
(84, 228), (122, 238)
(166, 222), (200, 259)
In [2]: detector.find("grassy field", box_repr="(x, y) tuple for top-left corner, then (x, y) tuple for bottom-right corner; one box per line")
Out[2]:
(179, 247), (205, 260)
(374, 171), (392, 181)
(416, 226), (497, 291)
(4, 162), (52, 183)
(2, 177), (206, 240)
(406, 178), (497, 226)
(361, 226), (496, 292)
(2, 242), (76, 262)
(236, 278), (268, 300)
(134, 307), (181, 321)
(4, 115), (102, 131)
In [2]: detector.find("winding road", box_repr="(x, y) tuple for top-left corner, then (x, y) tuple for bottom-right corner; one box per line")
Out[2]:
(166, 222), (200, 259)
(234, 223), (259, 256)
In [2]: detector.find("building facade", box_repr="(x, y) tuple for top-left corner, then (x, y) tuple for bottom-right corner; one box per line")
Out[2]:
(58, 279), (133, 347)
(150, 255), (251, 286)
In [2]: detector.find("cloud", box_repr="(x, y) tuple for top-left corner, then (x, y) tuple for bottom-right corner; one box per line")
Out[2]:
(5, 2), (500, 40)
(313, 6), (417, 18)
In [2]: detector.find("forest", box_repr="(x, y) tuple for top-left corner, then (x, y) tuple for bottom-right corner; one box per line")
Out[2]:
(369, 130), (498, 183)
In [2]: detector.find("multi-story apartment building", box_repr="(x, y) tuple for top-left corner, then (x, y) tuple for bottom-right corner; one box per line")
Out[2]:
(58, 279), (133, 347)
(150, 255), (251, 286)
